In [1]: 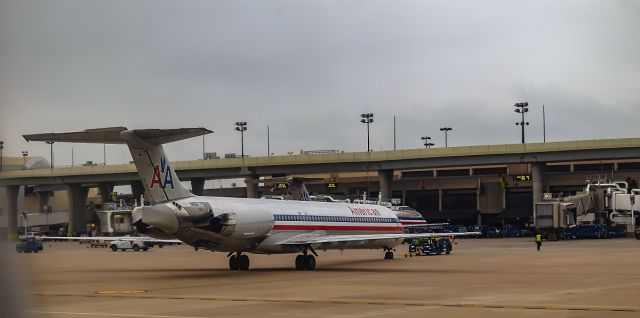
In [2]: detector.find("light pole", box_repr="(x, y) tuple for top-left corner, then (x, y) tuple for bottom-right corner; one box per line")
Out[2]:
(440, 127), (452, 147)
(235, 122), (247, 158)
(21, 150), (28, 168)
(360, 113), (374, 151)
(0, 141), (4, 172)
(46, 141), (54, 169)
(514, 102), (530, 144)
(542, 104), (546, 143)
(393, 115), (397, 150)
(421, 136), (434, 148)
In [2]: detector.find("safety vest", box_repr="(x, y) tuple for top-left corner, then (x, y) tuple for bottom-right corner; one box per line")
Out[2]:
(535, 234), (542, 242)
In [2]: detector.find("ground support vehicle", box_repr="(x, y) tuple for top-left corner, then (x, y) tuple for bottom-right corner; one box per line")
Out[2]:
(404, 238), (452, 257)
(16, 237), (44, 253)
(109, 239), (149, 252)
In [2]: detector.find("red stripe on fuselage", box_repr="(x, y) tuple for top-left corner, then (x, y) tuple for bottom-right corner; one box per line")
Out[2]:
(272, 224), (403, 232)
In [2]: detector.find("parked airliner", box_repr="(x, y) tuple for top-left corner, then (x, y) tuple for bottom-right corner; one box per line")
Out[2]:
(24, 127), (477, 271)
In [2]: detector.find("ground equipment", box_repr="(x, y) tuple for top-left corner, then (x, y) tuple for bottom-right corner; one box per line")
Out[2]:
(16, 237), (44, 253)
(404, 238), (452, 257)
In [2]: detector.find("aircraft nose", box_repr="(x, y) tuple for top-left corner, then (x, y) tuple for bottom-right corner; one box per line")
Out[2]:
(140, 205), (180, 234)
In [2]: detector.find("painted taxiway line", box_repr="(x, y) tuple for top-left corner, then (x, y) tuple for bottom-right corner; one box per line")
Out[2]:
(31, 293), (640, 313)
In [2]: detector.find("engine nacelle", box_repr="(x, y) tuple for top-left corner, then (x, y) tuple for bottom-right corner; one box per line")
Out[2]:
(208, 213), (236, 236)
(227, 206), (274, 239)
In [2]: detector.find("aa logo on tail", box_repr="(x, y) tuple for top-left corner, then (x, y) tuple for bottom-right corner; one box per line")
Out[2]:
(149, 156), (175, 189)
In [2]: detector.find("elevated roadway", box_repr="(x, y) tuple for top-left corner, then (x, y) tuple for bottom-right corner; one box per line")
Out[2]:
(2, 137), (640, 239)
(2, 138), (640, 186)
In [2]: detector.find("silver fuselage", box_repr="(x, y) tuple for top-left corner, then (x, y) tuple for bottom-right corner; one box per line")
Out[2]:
(136, 196), (405, 254)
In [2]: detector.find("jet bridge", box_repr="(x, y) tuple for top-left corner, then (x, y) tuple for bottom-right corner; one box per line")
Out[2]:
(535, 181), (639, 239)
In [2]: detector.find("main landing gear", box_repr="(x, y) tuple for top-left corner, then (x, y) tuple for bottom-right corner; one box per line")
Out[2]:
(295, 245), (318, 271)
(383, 247), (394, 260)
(228, 252), (250, 271)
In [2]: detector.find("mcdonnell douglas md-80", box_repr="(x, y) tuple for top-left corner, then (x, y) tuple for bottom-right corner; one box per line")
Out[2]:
(24, 127), (477, 271)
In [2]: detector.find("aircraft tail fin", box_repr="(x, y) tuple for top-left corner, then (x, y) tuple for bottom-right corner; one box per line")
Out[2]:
(23, 127), (213, 203)
(288, 177), (311, 201)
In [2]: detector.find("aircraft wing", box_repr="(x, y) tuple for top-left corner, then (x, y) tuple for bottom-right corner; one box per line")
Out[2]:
(276, 231), (480, 245)
(43, 236), (182, 244)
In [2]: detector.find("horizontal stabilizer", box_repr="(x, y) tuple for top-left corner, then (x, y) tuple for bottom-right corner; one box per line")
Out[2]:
(23, 127), (212, 145)
(24, 127), (128, 144)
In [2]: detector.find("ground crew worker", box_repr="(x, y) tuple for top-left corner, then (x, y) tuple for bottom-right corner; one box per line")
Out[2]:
(535, 233), (543, 251)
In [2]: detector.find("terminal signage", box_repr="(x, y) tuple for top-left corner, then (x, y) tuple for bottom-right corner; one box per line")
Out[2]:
(326, 183), (337, 189)
(513, 175), (532, 181)
(275, 183), (288, 190)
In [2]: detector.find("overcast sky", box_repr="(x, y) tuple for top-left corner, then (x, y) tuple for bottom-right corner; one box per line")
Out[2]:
(1, 0), (639, 167)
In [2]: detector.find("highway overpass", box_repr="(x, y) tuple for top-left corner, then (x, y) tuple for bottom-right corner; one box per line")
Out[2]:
(2, 137), (640, 239)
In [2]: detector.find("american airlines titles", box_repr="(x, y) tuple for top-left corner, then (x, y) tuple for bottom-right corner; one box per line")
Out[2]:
(348, 206), (381, 216)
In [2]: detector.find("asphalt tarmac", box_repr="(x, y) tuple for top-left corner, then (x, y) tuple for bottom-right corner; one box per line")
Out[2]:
(9, 237), (640, 318)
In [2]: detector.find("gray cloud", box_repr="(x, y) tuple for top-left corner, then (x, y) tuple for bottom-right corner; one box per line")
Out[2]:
(0, 0), (638, 167)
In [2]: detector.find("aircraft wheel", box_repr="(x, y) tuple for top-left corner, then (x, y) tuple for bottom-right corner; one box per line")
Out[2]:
(238, 255), (250, 271)
(229, 255), (239, 270)
(133, 245), (140, 252)
(304, 255), (316, 270)
(110, 245), (118, 252)
(384, 251), (394, 260)
(295, 255), (305, 270)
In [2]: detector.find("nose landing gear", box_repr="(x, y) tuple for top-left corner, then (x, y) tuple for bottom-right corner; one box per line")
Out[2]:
(383, 247), (394, 260)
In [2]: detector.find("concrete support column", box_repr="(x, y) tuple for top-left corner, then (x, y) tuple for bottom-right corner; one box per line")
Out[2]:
(378, 169), (394, 203)
(245, 176), (258, 198)
(131, 180), (146, 203)
(532, 163), (547, 215)
(438, 189), (443, 212)
(98, 182), (114, 203)
(191, 178), (205, 196)
(4, 185), (20, 240)
(37, 191), (52, 213)
(66, 184), (89, 236)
